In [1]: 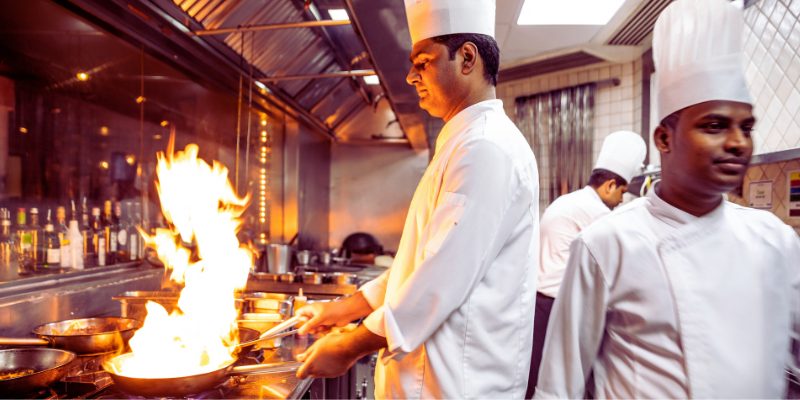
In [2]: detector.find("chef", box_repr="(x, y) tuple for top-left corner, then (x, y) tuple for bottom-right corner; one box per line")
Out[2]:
(535, 0), (800, 398)
(527, 130), (645, 397)
(294, 0), (540, 398)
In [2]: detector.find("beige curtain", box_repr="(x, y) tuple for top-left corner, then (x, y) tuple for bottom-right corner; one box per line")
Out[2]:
(515, 83), (596, 209)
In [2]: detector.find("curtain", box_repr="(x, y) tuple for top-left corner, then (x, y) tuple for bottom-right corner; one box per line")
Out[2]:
(515, 83), (596, 210)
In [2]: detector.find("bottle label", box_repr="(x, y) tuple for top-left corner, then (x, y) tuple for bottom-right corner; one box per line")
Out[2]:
(110, 232), (118, 252)
(60, 245), (71, 267)
(98, 238), (106, 266)
(47, 248), (60, 264)
(130, 234), (138, 260)
(118, 230), (127, 246)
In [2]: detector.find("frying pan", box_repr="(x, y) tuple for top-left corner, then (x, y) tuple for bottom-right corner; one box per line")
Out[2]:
(103, 353), (302, 397)
(0, 348), (76, 396)
(0, 317), (141, 355)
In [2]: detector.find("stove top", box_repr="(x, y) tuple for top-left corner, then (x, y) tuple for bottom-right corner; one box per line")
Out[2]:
(22, 346), (311, 399)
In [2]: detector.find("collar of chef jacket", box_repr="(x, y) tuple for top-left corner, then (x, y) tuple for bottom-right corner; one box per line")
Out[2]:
(645, 184), (726, 229)
(434, 99), (504, 154)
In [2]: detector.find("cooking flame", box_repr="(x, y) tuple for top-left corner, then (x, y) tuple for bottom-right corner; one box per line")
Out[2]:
(108, 136), (253, 378)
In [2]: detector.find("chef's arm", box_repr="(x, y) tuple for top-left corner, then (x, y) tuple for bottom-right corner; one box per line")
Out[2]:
(362, 138), (526, 353)
(788, 231), (800, 370)
(535, 239), (609, 399)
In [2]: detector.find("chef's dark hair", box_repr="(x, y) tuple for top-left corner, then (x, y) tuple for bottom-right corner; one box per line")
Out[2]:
(588, 169), (627, 188)
(432, 33), (499, 86)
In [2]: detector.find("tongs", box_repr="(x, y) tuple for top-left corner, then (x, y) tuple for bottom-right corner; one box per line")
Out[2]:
(237, 315), (302, 349)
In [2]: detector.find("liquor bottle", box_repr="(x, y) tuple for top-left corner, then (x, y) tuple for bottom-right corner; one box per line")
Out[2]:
(43, 215), (60, 268)
(15, 208), (34, 274)
(103, 201), (118, 265)
(91, 207), (105, 266)
(29, 208), (42, 265)
(68, 218), (84, 270)
(0, 208), (15, 267)
(115, 202), (129, 262)
(81, 201), (95, 267)
(131, 203), (143, 261)
(55, 206), (71, 268)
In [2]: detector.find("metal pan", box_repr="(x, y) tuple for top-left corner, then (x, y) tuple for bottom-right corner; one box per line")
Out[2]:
(103, 353), (302, 397)
(0, 317), (141, 355)
(236, 327), (260, 353)
(0, 348), (76, 396)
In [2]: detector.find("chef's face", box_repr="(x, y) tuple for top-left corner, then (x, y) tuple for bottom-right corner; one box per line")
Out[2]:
(406, 39), (460, 119)
(656, 100), (755, 196)
(604, 182), (627, 209)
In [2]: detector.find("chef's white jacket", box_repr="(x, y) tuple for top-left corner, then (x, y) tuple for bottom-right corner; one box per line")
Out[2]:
(359, 99), (540, 399)
(536, 188), (800, 398)
(538, 186), (610, 298)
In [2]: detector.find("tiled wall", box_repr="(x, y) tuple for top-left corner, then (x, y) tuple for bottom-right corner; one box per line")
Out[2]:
(733, 161), (800, 234)
(743, 0), (800, 153)
(731, 0), (800, 235)
(497, 59), (643, 185)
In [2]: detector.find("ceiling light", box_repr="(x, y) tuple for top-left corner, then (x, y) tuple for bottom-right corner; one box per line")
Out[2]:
(363, 75), (380, 85)
(76, 71), (90, 81)
(328, 9), (350, 21)
(255, 81), (269, 93)
(100, 126), (110, 136)
(517, 0), (625, 25)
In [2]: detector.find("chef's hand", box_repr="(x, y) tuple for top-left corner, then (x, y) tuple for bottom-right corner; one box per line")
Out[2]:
(295, 331), (359, 378)
(295, 292), (373, 335)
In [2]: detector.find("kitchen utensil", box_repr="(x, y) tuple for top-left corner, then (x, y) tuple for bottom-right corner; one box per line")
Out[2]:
(0, 317), (141, 355)
(103, 354), (302, 397)
(296, 250), (311, 266)
(0, 348), (76, 396)
(267, 244), (292, 274)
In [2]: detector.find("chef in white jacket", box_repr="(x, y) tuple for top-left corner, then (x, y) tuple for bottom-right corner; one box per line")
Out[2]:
(527, 130), (645, 397)
(535, 0), (800, 398)
(295, 0), (540, 398)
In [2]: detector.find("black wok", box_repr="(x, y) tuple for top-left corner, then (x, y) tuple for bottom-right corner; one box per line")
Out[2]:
(102, 352), (302, 397)
(0, 348), (76, 396)
(0, 317), (141, 355)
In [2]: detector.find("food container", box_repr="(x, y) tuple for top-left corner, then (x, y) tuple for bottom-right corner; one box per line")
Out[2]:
(279, 273), (296, 283)
(243, 292), (292, 316)
(301, 272), (322, 285)
(238, 313), (284, 348)
(324, 272), (358, 285)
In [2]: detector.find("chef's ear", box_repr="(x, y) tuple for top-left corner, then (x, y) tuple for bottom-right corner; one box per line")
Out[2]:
(654, 124), (672, 154)
(460, 42), (478, 73)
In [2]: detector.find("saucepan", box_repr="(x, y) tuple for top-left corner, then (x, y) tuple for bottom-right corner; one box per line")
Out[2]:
(0, 317), (141, 355)
(103, 354), (302, 397)
(0, 348), (76, 396)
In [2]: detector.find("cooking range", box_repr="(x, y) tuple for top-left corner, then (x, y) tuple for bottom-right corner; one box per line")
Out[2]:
(16, 345), (311, 399)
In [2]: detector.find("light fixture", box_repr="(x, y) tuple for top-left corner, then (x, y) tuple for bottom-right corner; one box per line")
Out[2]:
(135, 96), (146, 104)
(153, 133), (163, 140)
(160, 120), (169, 127)
(76, 71), (90, 81)
(517, 0), (625, 25)
(125, 155), (136, 165)
(255, 81), (269, 93)
(99, 161), (109, 170)
(328, 8), (350, 21)
(100, 126), (109, 136)
(18, 127), (28, 134)
(363, 75), (380, 85)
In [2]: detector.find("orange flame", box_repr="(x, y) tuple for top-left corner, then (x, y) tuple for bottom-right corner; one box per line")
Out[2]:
(111, 136), (253, 378)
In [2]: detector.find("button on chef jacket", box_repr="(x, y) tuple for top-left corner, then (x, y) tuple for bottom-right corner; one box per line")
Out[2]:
(359, 99), (540, 399)
(535, 188), (800, 398)
(538, 186), (610, 298)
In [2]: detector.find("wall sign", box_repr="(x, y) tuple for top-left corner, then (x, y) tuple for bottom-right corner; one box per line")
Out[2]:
(790, 170), (800, 218)
(749, 180), (773, 209)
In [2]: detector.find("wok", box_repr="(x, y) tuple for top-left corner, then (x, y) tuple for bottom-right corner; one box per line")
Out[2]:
(0, 348), (76, 396)
(0, 317), (141, 355)
(103, 353), (302, 397)
(237, 327), (259, 353)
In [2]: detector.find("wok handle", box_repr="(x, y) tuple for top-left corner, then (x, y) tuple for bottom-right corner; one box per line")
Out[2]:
(231, 361), (303, 376)
(0, 337), (50, 346)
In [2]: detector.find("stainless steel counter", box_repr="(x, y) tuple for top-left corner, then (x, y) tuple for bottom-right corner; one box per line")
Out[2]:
(0, 263), (163, 337)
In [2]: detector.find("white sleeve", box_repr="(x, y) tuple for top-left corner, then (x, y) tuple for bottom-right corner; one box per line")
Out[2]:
(785, 229), (800, 371)
(370, 138), (530, 355)
(535, 237), (609, 399)
(360, 270), (390, 337)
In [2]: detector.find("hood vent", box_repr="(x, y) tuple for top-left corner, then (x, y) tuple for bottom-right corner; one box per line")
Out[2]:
(606, 0), (673, 46)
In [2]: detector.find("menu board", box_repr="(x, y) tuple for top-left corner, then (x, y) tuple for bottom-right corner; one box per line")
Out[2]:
(790, 170), (800, 218)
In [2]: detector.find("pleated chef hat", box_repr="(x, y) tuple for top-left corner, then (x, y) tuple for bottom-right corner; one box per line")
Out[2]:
(404, 0), (495, 46)
(653, 0), (751, 122)
(594, 131), (647, 183)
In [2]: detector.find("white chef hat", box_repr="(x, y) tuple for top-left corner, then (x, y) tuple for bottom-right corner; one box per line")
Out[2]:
(404, 0), (495, 46)
(652, 0), (752, 122)
(594, 131), (647, 183)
